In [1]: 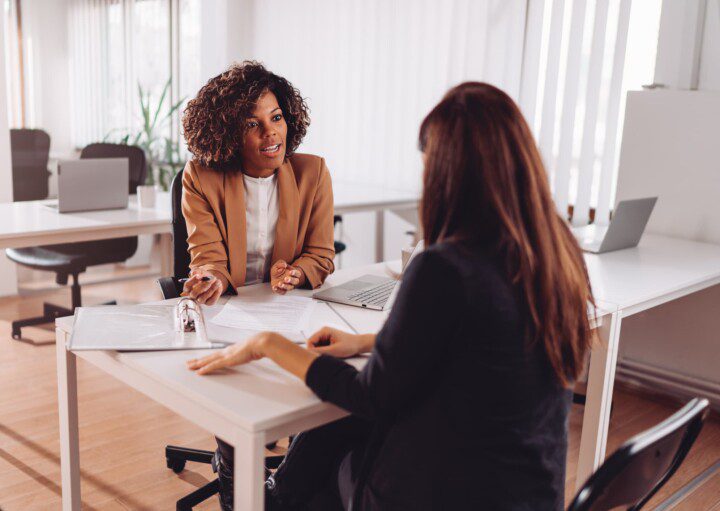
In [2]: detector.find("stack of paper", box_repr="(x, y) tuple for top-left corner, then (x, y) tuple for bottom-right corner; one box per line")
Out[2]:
(210, 294), (317, 340)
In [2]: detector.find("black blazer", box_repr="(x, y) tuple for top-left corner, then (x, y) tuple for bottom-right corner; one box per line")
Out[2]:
(306, 241), (572, 510)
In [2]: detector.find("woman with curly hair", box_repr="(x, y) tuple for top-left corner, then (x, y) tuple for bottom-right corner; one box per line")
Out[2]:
(180, 60), (334, 306)
(180, 61), (335, 510)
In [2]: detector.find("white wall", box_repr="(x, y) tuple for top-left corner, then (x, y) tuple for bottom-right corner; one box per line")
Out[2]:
(199, 0), (527, 266)
(698, 0), (720, 90)
(19, 0), (72, 156)
(613, 1), (720, 406)
(0, 5), (18, 296)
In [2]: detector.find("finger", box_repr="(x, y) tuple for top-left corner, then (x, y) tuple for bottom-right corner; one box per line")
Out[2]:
(196, 358), (230, 375)
(273, 260), (288, 275)
(205, 285), (223, 306)
(187, 351), (222, 369)
(307, 327), (332, 347)
(196, 281), (222, 304)
(286, 276), (300, 286)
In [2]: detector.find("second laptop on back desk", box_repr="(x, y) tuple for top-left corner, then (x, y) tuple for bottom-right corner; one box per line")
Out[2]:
(46, 158), (130, 213)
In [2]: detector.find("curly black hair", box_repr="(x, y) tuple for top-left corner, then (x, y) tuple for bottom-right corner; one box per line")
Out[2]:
(182, 61), (310, 170)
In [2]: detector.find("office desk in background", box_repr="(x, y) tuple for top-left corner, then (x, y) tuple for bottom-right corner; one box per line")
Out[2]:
(576, 234), (720, 489)
(0, 181), (419, 278)
(0, 194), (174, 275)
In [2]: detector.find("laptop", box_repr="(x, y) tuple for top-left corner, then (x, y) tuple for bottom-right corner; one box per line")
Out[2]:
(47, 158), (129, 213)
(572, 197), (658, 254)
(313, 241), (424, 311)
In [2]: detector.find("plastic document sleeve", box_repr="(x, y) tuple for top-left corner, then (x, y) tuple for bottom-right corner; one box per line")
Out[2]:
(68, 298), (219, 351)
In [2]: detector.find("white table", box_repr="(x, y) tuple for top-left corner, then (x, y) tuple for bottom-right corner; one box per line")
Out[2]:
(56, 259), (618, 510)
(0, 181), (418, 276)
(332, 181), (419, 262)
(55, 262), (392, 511)
(0, 194), (174, 276)
(576, 234), (720, 489)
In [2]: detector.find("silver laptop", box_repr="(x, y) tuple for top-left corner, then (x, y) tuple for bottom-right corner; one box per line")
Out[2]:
(572, 197), (657, 254)
(48, 158), (129, 213)
(314, 241), (424, 311)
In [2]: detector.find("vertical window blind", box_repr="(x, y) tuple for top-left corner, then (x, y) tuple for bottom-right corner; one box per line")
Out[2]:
(519, 0), (635, 225)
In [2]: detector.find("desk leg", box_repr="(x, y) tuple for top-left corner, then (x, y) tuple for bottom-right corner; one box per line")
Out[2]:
(234, 429), (266, 510)
(576, 311), (622, 491)
(56, 329), (81, 511)
(375, 210), (384, 263)
(158, 232), (173, 277)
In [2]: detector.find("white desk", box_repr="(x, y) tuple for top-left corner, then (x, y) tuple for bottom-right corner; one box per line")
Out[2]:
(0, 182), (418, 276)
(55, 262), (392, 510)
(332, 181), (419, 262)
(0, 194), (174, 276)
(576, 234), (720, 488)
(56, 260), (618, 510)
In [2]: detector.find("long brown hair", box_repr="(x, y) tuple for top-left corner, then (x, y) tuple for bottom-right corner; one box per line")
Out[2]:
(420, 82), (594, 387)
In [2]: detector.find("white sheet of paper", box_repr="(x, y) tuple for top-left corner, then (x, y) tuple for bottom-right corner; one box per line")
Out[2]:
(211, 294), (317, 334)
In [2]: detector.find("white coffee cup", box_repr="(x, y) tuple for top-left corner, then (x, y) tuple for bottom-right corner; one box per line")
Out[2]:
(137, 185), (156, 208)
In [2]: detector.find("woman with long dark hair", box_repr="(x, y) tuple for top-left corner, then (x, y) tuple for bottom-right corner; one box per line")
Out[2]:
(188, 82), (595, 510)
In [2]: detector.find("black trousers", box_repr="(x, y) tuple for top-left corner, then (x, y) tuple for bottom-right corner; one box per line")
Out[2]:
(215, 416), (372, 510)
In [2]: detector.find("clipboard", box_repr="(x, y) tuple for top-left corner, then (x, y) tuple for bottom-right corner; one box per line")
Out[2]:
(68, 297), (225, 351)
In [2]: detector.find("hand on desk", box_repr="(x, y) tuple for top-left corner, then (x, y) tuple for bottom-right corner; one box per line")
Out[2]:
(307, 327), (375, 358)
(186, 328), (376, 379)
(181, 269), (227, 305)
(270, 260), (304, 294)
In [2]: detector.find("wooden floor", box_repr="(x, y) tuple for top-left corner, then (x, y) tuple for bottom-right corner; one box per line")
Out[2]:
(0, 276), (718, 510)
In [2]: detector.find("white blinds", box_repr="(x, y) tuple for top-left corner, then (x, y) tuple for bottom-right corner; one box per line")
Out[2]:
(519, 0), (633, 225)
(236, 0), (528, 192)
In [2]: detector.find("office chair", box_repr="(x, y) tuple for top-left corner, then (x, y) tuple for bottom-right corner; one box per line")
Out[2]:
(567, 397), (710, 511)
(9, 129), (52, 202)
(159, 169), (288, 511)
(6, 143), (147, 341)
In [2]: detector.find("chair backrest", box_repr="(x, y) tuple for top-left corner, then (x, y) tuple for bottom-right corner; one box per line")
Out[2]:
(567, 398), (710, 511)
(80, 143), (147, 193)
(170, 168), (191, 278)
(10, 128), (51, 201)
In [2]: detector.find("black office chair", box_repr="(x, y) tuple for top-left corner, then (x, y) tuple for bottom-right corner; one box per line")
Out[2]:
(567, 397), (710, 511)
(6, 143), (147, 341)
(158, 169), (287, 510)
(9, 129), (51, 202)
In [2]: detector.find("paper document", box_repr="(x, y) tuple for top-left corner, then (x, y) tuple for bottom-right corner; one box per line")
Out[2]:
(211, 295), (317, 333)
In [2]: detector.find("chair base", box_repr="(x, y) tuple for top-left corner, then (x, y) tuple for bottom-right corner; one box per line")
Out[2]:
(166, 443), (287, 509)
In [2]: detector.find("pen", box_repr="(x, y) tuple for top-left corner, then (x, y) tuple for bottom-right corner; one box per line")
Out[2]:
(178, 276), (212, 283)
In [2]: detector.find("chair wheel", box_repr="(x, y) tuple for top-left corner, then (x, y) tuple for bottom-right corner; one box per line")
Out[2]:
(11, 328), (21, 340)
(167, 458), (186, 473)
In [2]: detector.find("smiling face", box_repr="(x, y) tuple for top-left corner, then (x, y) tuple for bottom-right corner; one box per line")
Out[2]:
(240, 90), (288, 177)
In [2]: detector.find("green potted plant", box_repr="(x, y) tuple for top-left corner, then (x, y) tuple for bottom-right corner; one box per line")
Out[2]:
(105, 79), (186, 203)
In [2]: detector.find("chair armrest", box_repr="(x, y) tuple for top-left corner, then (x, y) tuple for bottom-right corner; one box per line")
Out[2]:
(157, 277), (182, 299)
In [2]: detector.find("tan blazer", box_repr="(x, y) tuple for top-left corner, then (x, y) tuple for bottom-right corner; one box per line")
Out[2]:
(181, 153), (335, 289)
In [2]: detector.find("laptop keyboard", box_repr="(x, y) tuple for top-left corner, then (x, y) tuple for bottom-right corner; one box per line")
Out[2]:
(348, 280), (396, 307)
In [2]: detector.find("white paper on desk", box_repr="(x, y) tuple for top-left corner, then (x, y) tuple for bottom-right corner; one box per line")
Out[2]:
(211, 295), (317, 334)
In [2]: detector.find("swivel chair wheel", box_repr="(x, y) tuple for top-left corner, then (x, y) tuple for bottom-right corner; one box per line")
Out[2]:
(167, 458), (186, 474)
(11, 326), (21, 340)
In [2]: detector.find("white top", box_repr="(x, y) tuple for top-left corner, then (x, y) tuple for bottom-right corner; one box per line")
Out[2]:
(243, 172), (279, 285)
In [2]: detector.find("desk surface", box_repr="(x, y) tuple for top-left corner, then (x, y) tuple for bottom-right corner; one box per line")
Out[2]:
(585, 234), (720, 314)
(0, 194), (172, 248)
(0, 181), (418, 249)
(56, 262), (396, 433)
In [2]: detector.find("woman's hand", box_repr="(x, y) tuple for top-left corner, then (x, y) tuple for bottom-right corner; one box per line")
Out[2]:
(187, 332), (319, 381)
(187, 332), (273, 375)
(306, 327), (375, 358)
(270, 260), (304, 294)
(181, 269), (227, 305)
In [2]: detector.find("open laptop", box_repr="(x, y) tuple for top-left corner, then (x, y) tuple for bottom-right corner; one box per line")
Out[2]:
(572, 197), (657, 254)
(47, 158), (129, 213)
(313, 241), (424, 311)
